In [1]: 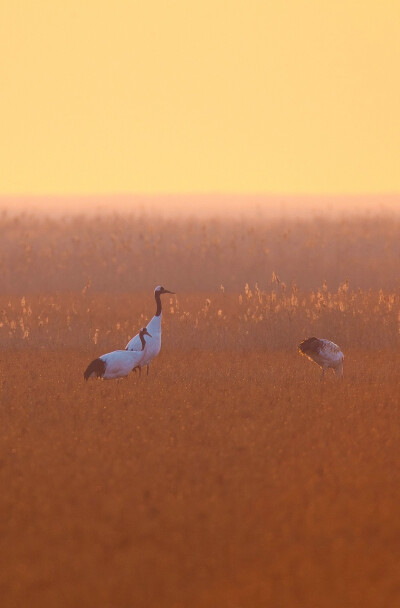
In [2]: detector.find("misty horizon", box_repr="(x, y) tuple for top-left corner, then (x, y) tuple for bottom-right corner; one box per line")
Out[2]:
(0, 193), (399, 219)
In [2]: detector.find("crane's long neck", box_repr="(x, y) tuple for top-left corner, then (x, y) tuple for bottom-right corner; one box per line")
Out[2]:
(155, 291), (162, 317)
(139, 332), (147, 351)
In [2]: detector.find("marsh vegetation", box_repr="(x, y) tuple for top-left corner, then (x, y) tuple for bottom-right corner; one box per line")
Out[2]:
(1, 212), (400, 607)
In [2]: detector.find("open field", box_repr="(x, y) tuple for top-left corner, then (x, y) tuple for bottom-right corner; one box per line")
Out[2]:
(1, 346), (400, 608)
(1, 213), (400, 607)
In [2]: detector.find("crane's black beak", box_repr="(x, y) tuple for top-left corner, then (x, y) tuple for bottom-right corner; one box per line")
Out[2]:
(163, 289), (175, 294)
(144, 330), (152, 338)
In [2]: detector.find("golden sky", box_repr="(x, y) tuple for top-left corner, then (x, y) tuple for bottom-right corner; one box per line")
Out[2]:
(1, 1), (399, 195)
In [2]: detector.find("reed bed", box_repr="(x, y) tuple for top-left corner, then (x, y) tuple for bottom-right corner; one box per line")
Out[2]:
(1, 212), (400, 293)
(1, 212), (400, 607)
(0, 281), (399, 353)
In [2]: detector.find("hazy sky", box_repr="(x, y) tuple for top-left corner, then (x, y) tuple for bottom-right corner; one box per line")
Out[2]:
(1, 1), (399, 196)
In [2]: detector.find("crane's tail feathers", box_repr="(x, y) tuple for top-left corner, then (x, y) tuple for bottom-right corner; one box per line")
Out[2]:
(84, 358), (106, 381)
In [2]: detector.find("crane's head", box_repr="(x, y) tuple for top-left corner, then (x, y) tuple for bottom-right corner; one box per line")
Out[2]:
(155, 286), (175, 295)
(139, 327), (152, 338)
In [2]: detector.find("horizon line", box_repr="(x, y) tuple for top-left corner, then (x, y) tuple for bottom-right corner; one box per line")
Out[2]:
(1, 192), (400, 199)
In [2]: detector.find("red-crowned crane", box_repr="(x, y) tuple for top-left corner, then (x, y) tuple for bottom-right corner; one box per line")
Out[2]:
(84, 327), (151, 380)
(126, 286), (174, 375)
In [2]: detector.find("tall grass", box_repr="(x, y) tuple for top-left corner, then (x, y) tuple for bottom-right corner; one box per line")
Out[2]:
(0, 282), (399, 353)
(1, 212), (400, 293)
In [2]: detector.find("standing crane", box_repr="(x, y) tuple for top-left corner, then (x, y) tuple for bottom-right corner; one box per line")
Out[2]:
(84, 327), (151, 380)
(126, 286), (174, 375)
(298, 337), (344, 380)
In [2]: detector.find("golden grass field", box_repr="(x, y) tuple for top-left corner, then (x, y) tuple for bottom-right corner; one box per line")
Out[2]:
(1, 213), (400, 607)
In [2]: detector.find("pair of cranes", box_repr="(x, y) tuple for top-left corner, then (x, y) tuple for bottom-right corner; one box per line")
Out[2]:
(84, 285), (344, 382)
(84, 286), (174, 381)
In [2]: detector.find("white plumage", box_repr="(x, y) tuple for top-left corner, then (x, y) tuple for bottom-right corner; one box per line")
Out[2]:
(84, 327), (151, 380)
(298, 337), (344, 380)
(126, 285), (174, 375)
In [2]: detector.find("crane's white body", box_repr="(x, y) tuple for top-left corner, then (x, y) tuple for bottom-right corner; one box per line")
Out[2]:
(126, 314), (162, 368)
(298, 337), (344, 379)
(97, 349), (146, 379)
(126, 286), (174, 374)
(84, 327), (150, 380)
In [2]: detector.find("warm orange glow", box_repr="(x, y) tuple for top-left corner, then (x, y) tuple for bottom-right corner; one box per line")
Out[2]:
(1, 2), (399, 197)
